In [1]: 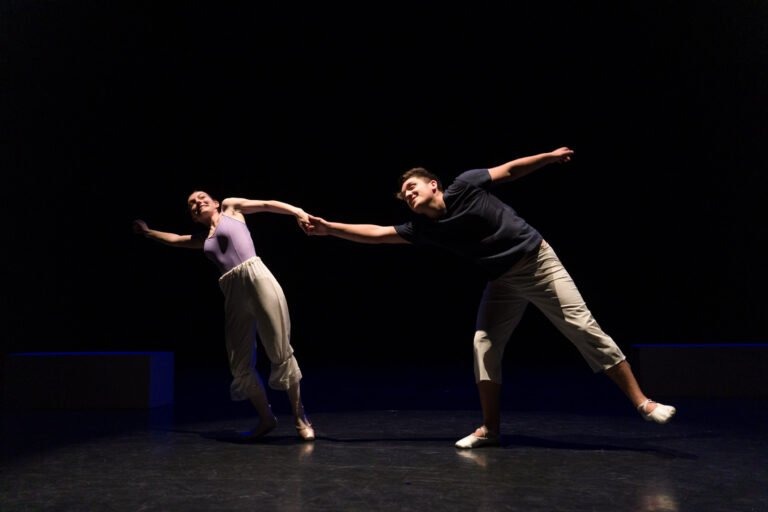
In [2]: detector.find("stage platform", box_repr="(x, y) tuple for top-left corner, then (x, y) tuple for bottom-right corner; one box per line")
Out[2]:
(1, 363), (766, 511)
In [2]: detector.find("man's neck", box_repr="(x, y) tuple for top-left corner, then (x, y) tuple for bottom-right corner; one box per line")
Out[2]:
(422, 193), (447, 219)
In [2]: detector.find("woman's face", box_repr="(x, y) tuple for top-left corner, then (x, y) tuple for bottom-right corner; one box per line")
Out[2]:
(187, 191), (219, 224)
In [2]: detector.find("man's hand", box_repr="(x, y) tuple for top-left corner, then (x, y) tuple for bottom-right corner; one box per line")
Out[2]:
(551, 147), (574, 163)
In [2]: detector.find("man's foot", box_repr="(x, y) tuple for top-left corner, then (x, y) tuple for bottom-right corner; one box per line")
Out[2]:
(243, 416), (278, 439)
(455, 426), (500, 449)
(637, 399), (676, 424)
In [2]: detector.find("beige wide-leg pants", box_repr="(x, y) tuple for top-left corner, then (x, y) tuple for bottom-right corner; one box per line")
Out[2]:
(218, 256), (302, 399)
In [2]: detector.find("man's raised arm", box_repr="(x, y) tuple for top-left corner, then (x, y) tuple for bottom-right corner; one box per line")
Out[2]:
(488, 147), (574, 183)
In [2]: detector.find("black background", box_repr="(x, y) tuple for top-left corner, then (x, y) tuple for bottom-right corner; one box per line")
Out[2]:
(3, 1), (767, 374)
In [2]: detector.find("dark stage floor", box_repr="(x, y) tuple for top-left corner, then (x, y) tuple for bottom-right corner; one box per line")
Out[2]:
(1, 364), (767, 511)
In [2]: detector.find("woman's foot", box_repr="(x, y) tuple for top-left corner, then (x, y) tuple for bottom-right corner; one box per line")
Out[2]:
(295, 418), (316, 442)
(637, 399), (676, 424)
(244, 416), (278, 439)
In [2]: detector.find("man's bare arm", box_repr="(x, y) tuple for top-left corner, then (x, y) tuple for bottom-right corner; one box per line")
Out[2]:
(306, 216), (408, 244)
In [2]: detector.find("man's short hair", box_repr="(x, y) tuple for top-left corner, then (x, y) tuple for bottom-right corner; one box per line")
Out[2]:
(396, 167), (443, 200)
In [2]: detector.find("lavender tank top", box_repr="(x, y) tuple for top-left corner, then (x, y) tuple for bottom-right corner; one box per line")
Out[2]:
(203, 214), (258, 274)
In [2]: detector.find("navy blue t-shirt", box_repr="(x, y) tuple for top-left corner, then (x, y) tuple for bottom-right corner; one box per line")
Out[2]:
(394, 168), (542, 279)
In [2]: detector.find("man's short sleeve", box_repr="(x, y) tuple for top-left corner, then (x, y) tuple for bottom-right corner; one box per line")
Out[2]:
(453, 168), (491, 189)
(393, 221), (416, 242)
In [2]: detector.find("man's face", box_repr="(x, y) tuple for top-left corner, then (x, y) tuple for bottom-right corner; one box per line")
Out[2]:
(400, 177), (437, 213)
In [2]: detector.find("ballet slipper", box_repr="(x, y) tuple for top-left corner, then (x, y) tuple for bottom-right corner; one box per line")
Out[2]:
(454, 426), (500, 449)
(295, 422), (316, 442)
(637, 399), (677, 424)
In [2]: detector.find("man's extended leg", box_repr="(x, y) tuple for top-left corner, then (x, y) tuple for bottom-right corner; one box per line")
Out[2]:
(530, 241), (676, 424)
